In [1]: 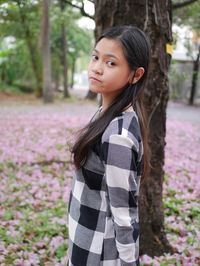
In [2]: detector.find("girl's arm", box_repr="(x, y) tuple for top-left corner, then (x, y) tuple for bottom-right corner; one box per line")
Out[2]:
(102, 133), (140, 266)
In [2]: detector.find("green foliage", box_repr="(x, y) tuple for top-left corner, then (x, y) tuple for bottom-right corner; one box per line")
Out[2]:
(55, 243), (68, 259)
(0, 1), (40, 42)
(164, 195), (183, 216)
(0, 82), (23, 95)
(0, 0), (93, 94)
(189, 205), (200, 219)
(0, 38), (35, 90)
(172, 0), (200, 57)
(173, 0), (200, 32)
(0, 1), (40, 91)
(50, 3), (93, 84)
(169, 60), (189, 100)
(0, 226), (18, 244)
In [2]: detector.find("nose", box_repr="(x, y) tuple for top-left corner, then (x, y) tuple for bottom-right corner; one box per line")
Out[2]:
(92, 61), (103, 75)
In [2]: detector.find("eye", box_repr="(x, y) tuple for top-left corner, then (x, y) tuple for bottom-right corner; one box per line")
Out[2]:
(91, 54), (98, 61)
(107, 61), (115, 67)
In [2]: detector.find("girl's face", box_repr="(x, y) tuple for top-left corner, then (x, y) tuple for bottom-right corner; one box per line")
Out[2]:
(88, 38), (133, 102)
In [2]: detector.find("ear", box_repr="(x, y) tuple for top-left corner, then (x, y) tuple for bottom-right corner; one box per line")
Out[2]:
(130, 67), (145, 84)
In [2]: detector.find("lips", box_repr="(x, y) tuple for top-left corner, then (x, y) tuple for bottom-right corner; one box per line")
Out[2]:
(89, 76), (102, 83)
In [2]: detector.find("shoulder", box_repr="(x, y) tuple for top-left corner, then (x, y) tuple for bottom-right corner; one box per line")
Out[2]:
(100, 112), (144, 164)
(100, 111), (143, 157)
(102, 111), (141, 142)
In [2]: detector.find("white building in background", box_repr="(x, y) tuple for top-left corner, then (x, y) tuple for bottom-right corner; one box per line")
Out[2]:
(172, 24), (199, 61)
(170, 24), (200, 102)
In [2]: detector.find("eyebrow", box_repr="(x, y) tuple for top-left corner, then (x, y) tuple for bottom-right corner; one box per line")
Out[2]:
(94, 49), (119, 60)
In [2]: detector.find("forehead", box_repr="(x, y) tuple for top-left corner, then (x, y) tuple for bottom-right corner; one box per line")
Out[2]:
(95, 38), (125, 59)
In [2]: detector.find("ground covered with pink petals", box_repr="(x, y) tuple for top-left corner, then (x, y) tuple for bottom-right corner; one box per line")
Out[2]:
(0, 101), (199, 266)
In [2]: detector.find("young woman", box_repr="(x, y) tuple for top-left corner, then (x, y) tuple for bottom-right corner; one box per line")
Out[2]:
(68, 25), (150, 266)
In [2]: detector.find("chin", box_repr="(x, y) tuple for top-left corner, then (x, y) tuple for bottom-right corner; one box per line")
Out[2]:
(89, 86), (100, 94)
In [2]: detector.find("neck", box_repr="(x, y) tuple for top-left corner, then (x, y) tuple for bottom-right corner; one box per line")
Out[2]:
(101, 94), (133, 113)
(102, 94), (113, 112)
(102, 90), (124, 111)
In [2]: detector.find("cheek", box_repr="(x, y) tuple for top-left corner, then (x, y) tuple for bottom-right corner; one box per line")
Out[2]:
(88, 61), (92, 73)
(107, 71), (129, 87)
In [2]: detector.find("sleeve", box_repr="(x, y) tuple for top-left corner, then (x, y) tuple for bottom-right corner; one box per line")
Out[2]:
(102, 134), (140, 266)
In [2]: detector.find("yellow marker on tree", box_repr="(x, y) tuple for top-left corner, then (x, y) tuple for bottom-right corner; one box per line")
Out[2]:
(166, 43), (173, 55)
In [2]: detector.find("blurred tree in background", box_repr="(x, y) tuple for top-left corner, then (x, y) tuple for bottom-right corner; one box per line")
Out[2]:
(0, 0), (42, 95)
(42, 0), (53, 102)
(173, 0), (200, 30)
(173, 0), (200, 105)
(0, 0), (93, 98)
(0, 0), (199, 102)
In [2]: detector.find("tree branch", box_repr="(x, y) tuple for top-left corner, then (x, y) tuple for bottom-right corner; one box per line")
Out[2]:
(172, 0), (199, 9)
(64, 0), (94, 19)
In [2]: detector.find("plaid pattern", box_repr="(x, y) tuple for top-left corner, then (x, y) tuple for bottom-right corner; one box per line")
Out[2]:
(68, 109), (143, 266)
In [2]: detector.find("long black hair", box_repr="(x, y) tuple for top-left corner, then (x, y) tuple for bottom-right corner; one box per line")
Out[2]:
(72, 25), (150, 179)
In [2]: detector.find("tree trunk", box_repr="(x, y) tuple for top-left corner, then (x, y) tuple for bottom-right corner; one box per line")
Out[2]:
(71, 58), (75, 88)
(95, 0), (174, 257)
(54, 70), (60, 92)
(59, 0), (70, 98)
(61, 22), (70, 98)
(16, 1), (43, 97)
(189, 45), (200, 105)
(42, 0), (53, 103)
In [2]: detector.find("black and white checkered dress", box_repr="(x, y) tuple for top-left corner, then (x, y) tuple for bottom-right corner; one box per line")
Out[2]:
(68, 108), (143, 266)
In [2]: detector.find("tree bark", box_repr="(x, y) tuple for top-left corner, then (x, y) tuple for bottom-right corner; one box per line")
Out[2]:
(95, 0), (174, 257)
(54, 69), (60, 92)
(65, 0), (94, 19)
(189, 45), (200, 105)
(42, 0), (53, 102)
(60, 0), (70, 98)
(16, 1), (43, 97)
(71, 58), (75, 88)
